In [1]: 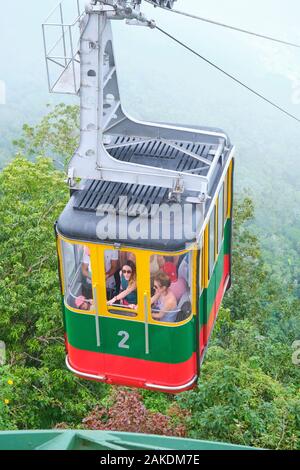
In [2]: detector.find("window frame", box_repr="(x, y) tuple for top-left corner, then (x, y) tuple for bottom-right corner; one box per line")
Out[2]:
(199, 236), (204, 296)
(208, 206), (217, 279)
(224, 171), (228, 225)
(60, 238), (96, 314)
(149, 248), (196, 326)
(218, 184), (225, 254)
(105, 249), (139, 318)
(58, 236), (197, 325)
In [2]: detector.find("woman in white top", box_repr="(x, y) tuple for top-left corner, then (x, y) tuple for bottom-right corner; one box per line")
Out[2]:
(82, 247), (119, 298)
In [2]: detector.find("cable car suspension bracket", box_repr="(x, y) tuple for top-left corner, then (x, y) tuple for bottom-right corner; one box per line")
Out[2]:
(43, 1), (231, 199)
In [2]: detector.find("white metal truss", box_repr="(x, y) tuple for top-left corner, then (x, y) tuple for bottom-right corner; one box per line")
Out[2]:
(43, 1), (232, 196)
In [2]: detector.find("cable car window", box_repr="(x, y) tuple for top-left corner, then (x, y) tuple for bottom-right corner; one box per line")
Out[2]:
(61, 241), (94, 312)
(218, 185), (224, 253)
(209, 207), (216, 278)
(224, 172), (228, 223)
(199, 240), (204, 295)
(106, 251), (138, 315)
(150, 253), (192, 324)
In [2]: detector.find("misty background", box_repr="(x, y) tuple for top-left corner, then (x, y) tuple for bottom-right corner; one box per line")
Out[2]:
(0, 0), (300, 286)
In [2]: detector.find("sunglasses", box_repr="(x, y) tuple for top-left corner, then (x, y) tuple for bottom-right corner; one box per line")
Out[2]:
(122, 269), (132, 274)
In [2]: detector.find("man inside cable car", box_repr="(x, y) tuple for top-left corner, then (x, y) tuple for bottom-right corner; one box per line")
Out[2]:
(104, 250), (119, 300)
(151, 271), (178, 322)
(82, 248), (119, 301)
(162, 261), (187, 302)
(81, 246), (93, 299)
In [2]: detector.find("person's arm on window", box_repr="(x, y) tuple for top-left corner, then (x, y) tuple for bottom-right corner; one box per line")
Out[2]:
(151, 291), (160, 305)
(152, 298), (175, 320)
(115, 282), (136, 303)
(107, 282), (137, 306)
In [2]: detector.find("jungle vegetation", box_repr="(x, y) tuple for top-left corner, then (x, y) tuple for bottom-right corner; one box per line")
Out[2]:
(0, 104), (299, 449)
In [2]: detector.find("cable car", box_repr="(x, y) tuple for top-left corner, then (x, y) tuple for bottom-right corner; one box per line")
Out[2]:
(56, 145), (234, 393)
(44, 0), (234, 393)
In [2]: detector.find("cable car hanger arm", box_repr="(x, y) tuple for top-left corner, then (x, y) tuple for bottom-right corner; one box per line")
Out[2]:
(43, 0), (232, 196)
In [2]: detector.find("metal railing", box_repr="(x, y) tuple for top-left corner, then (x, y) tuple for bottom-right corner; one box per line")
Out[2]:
(42, 0), (85, 94)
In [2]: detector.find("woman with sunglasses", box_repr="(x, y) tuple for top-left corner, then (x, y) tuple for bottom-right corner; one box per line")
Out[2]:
(151, 271), (178, 322)
(107, 260), (137, 307)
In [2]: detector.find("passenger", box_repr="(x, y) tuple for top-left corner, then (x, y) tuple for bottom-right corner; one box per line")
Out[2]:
(150, 255), (165, 278)
(178, 254), (190, 284)
(162, 261), (177, 282)
(163, 261), (188, 302)
(151, 271), (178, 322)
(105, 250), (119, 299)
(117, 252), (135, 292)
(107, 260), (137, 307)
(164, 256), (180, 267)
(82, 246), (93, 298)
(75, 295), (93, 311)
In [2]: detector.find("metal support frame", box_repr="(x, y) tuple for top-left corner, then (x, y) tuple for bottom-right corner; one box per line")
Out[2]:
(42, 0), (84, 94)
(43, 1), (232, 196)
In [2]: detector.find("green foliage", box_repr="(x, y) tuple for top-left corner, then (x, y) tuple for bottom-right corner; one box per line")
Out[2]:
(0, 365), (106, 430)
(0, 156), (108, 429)
(141, 390), (174, 414)
(177, 198), (300, 450)
(0, 156), (67, 362)
(178, 345), (299, 449)
(0, 368), (17, 430)
(223, 196), (267, 321)
(0, 105), (299, 450)
(12, 104), (79, 168)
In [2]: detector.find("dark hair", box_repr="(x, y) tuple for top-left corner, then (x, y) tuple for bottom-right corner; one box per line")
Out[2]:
(154, 271), (171, 289)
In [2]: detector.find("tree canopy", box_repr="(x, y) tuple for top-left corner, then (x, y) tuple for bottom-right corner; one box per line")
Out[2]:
(0, 105), (299, 449)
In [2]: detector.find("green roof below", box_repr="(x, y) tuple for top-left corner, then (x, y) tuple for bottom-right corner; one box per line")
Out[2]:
(0, 430), (258, 450)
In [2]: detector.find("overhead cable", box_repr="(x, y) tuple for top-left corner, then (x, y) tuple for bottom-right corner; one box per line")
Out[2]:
(145, 1), (300, 49)
(154, 25), (300, 124)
